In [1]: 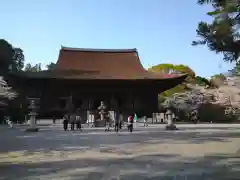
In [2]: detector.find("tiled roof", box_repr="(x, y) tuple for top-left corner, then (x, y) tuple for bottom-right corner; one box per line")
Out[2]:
(53, 46), (186, 80)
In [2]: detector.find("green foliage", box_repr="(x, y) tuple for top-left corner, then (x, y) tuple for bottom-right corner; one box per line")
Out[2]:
(11, 48), (25, 72)
(173, 64), (196, 78)
(149, 63), (212, 107)
(162, 84), (187, 97)
(8, 105), (25, 123)
(230, 62), (240, 75)
(0, 39), (25, 74)
(46, 62), (56, 70)
(149, 63), (199, 104)
(0, 40), (14, 74)
(148, 64), (174, 74)
(194, 76), (211, 86)
(211, 73), (226, 80)
(148, 64), (195, 78)
(199, 103), (237, 123)
(193, 0), (240, 62)
(24, 63), (42, 72)
(210, 73), (227, 87)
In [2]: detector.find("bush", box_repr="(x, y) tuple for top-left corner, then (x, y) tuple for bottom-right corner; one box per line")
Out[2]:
(6, 99), (27, 123)
(198, 103), (237, 123)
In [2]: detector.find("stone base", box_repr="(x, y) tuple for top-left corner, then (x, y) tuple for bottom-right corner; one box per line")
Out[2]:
(165, 124), (179, 131)
(25, 127), (39, 132)
(95, 119), (106, 127)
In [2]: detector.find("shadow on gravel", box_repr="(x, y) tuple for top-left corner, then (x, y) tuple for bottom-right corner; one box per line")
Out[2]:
(0, 153), (239, 180)
(0, 126), (240, 153)
(0, 125), (240, 179)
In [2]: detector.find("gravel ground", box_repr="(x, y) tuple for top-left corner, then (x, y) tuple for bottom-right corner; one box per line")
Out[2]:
(0, 122), (239, 180)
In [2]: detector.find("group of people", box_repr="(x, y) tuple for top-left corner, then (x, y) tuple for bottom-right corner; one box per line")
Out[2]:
(62, 114), (82, 131)
(61, 113), (136, 133)
(109, 113), (135, 133)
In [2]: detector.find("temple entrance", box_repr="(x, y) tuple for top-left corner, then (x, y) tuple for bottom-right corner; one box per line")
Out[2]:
(93, 99), (102, 110)
(59, 98), (67, 109)
(91, 94), (112, 110)
(74, 99), (82, 110)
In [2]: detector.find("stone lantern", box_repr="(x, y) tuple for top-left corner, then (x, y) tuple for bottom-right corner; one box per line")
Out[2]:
(26, 97), (40, 132)
(165, 109), (178, 130)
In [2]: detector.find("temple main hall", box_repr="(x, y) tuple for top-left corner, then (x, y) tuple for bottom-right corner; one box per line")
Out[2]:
(8, 46), (187, 119)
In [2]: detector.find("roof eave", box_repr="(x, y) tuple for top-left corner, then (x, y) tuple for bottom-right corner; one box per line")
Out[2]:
(61, 46), (137, 53)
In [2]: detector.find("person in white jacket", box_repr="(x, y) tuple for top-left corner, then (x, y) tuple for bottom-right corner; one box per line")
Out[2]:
(143, 116), (148, 127)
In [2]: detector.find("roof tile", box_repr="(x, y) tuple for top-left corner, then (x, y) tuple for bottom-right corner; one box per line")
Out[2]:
(54, 46), (186, 80)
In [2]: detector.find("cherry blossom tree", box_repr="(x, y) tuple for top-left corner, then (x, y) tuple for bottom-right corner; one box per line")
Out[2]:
(0, 76), (17, 101)
(163, 86), (204, 113)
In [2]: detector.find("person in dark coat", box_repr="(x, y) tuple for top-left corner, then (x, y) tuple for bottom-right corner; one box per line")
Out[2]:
(114, 111), (119, 133)
(53, 116), (56, 124)
(63, 115), (68, 131)
(76, 115), (82, 130)
(119, 112), (123, 130)
(70, 114), (75, 131)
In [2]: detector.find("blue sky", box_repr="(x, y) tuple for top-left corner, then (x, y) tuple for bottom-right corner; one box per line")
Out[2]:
(0, 0), (233, 78)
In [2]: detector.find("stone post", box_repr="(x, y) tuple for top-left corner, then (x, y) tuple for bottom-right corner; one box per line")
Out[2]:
(166, 109), (173, 126)
(152, 113), (154, 124)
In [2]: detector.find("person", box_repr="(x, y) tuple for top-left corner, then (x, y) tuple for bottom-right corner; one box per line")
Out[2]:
(128, 114), (134, 132)
(105, 114), (111, 132)
(143, 116), (148, 127)
(191, 109), (198, 124)
(62, 115), (68, 131)
(53, 116), (56, 124)
(76, 115), (82, 131)
(114, 111), (119, 133)
(119, 112), (123, 130)
(6, 117), (13, 128)
(133, 113), (138, 123)
(70, 114), (75, 131)
(127, 115), (130, 131)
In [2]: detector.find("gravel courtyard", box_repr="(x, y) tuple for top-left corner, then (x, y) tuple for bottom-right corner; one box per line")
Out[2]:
(0, 122), (239, 180)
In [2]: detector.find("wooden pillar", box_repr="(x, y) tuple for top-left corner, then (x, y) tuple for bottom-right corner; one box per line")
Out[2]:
(66, 94), (74, 115)
(132, 95), (135, 112)
(131, 92), (135, 113)
(110, 95), (118, 111)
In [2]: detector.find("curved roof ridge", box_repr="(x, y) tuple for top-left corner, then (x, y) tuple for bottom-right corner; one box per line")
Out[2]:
(61, 46), (137, 53)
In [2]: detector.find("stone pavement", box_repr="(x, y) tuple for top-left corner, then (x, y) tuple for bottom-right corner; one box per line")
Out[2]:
(0, 122), (239, 180)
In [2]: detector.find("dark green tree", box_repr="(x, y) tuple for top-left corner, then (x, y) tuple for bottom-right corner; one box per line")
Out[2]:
(24, 63), (42, 72)
(0, 39), (14, 74)
(46, 62), (56, 70)
(0, 39), (25, 74)
(193, 0), (240, 62)
(194, 76), (211, 86)
(227, 62), (240, 77)
(11, 48), (25, 72)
